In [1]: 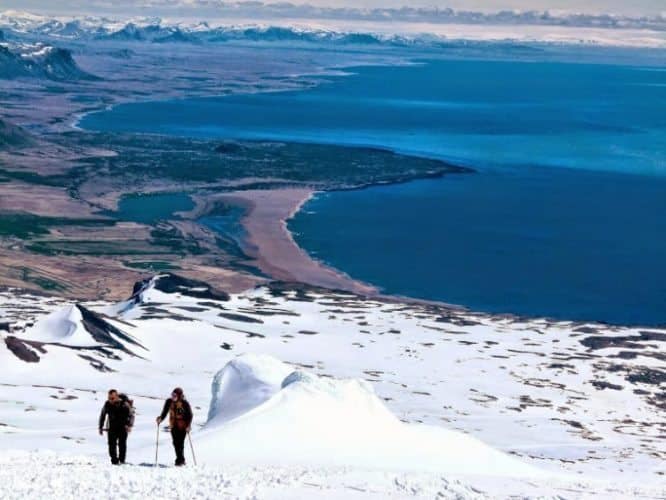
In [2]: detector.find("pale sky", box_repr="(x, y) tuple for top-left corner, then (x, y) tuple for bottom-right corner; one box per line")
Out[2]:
(2, 0), (664, 18)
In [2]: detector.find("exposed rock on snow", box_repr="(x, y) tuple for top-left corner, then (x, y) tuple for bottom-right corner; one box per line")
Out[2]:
(132, 274), (231, 303)
(4, 335), (42, 362)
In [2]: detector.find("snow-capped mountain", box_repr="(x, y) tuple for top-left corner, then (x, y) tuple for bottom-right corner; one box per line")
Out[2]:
(0, 41), (95, 80)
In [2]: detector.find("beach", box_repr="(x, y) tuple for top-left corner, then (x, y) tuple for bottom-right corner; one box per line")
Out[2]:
(197, 188), (379, 296)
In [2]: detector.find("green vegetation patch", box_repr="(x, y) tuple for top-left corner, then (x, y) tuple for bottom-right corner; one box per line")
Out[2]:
(0, 213), (115, 239)
(20, 268), (67, 292)
(150, 226), (206, 256)
(0, 168), (79, 187)
(70, 132), (472, 189)
(124, 260), (181, 271)
(26, 239), (170, 256)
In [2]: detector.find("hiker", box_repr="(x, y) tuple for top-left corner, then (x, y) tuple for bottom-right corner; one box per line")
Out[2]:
(156, 387), (193, 466)
(98, 389), (133, 465)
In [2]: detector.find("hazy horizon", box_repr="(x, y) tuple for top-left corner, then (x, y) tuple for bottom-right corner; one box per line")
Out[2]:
(2, 0), (664, 19)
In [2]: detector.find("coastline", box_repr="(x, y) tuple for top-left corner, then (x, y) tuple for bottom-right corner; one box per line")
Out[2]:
(207, 188), (379, 296)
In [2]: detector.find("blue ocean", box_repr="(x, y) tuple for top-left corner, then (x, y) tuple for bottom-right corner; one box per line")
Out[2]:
(81, 53), (666, 325)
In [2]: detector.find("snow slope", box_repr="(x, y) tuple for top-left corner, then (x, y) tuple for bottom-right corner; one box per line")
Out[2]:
(0, 451), (490, 500)
(0, 276), (664, 498)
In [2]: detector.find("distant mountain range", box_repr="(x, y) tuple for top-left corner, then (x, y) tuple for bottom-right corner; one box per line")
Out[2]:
(0, 10), (664, 48)
(0, 18), (419, 46)
(1, 7), (665, 34)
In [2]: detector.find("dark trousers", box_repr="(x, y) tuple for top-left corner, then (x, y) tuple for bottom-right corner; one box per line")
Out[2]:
(107, 428), (128, 464)
(171, 427), (187, 465)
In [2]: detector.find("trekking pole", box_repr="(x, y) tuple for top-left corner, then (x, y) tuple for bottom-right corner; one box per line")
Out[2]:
(154, 423), (160, 467)
(187, 431), (197, 466)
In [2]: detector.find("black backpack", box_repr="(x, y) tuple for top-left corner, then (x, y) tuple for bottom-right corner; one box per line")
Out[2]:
(119, 393), (136, 427)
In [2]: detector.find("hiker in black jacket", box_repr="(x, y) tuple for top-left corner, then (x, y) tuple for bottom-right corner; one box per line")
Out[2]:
(156, 387), (193, 466)
(98, 389), (133, 465)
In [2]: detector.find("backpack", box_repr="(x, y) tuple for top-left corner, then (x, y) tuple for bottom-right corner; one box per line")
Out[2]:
(169, 399), (189, 430)
(119, 393), (136, 428)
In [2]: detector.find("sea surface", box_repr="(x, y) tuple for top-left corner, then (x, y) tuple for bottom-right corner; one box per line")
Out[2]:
(81, 52), (666, 325)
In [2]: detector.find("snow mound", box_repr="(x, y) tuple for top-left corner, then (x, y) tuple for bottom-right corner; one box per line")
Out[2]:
(20, 305), (94, 347)
(198, 355), (539, 477)
(207, 353), (293, 426)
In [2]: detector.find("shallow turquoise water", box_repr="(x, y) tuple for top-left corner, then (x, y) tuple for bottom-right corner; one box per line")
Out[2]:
(82, 54), (666, 325)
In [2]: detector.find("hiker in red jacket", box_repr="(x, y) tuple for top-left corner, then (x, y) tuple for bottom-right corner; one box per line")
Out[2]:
(156, 387), (193, 466)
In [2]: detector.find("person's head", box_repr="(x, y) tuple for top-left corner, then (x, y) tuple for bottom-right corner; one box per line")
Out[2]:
(107, 389), (119, 403)
(171, 387), (184, 401)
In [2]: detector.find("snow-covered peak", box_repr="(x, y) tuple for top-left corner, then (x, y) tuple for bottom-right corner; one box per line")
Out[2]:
(0, 10), (48, 32)
(18, 303), (145, 356)
(17, 42), (54, 61)
(21, 305), (91, 347)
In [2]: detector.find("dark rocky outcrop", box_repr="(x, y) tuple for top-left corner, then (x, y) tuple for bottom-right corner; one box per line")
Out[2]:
(132, 273), (230, 302)
(5, 336), (41, 363)
(218, 312), (264, 324)
(580, 331), (666, 351)
(76, 305), (145, 354)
